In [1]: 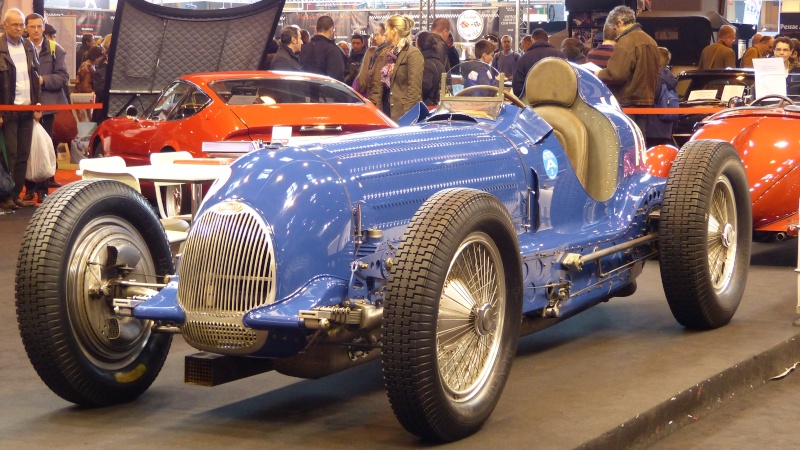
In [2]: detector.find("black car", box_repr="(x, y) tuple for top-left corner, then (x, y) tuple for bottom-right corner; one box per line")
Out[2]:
(672, 68), (755, 147)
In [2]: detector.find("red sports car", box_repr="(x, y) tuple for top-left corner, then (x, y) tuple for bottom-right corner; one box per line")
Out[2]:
(90, 71), (396, 164)
(648, 95), (800, 241)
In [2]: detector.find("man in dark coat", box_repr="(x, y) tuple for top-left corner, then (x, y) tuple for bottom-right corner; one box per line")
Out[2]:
(75, 33), (94, 72)
(344, 33), (366, 86)
(446, 32), (460, 69)
(512, 28), (564, 97)
(299, 15), (345, 82)
(0, 8), (42, 211)
(430, 17), (452, 73)
(417, 31), (445, 106)
(271, 26), (302, 71)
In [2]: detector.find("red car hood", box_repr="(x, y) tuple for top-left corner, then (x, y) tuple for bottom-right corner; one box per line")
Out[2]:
(228, 103), (396, 140)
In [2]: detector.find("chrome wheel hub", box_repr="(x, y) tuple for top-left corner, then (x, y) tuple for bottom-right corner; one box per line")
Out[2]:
(722, 223), (735, 248)
(67, 217), (155, 369)
(475, 303), (497, 336)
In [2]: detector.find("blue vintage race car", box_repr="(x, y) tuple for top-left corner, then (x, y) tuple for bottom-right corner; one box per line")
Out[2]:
(15, 59), (752, 442)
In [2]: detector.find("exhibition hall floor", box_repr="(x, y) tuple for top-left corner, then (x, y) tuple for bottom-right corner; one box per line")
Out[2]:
(1, 171), (799, 449)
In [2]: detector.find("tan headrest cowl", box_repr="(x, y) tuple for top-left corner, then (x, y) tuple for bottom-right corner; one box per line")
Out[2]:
(526, 58), (578, 107)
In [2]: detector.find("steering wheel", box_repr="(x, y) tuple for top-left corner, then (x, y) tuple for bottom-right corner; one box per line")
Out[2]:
(750, 94), (795, 107)
(455, 85), (526, 108)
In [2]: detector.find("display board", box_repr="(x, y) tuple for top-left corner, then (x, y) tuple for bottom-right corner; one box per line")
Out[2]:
(46, 14), (77, 81)
(564, 0), (636, 49)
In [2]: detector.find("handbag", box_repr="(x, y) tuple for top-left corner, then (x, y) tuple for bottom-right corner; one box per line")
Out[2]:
(52, 109), (78, 143)
(0, 130), (14, 196)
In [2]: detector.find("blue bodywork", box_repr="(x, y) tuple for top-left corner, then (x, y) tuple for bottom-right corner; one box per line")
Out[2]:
(133, 63), (665, 357)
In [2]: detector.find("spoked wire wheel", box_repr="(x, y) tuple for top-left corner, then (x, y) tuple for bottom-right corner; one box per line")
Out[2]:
(382, 189), (522, 442)
(437, 233), (506, 402)
(707, 176), (737, 293)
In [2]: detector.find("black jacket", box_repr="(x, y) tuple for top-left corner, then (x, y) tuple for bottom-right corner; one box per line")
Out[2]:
(421, 47), (445, 106)
(0, 35), (41, 115)
(431, 33), (451, 74)
(512, 41), (565, 97)
(271, 44), (301, 71)
(345, 48), (365, 86)
(300, 34), (345, 82)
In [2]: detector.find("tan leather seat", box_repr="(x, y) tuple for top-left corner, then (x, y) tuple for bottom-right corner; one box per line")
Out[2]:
(526, 58), (618, 201)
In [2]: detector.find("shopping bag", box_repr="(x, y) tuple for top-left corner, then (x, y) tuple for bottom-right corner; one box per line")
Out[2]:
(0, 131), (13, 196)
(52, 110), (78, 143)
(26, 121), (57, 182)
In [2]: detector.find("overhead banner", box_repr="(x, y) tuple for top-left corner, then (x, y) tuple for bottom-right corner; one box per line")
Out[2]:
(279, 11), (370, 42)
(780, 12), (800, 40)
(366, 8), (498, 43)
(743, 0), (762, 25)
(497, 5), (517, 39)
(287, 9), (499, 43)
(45, 8), (115, 44)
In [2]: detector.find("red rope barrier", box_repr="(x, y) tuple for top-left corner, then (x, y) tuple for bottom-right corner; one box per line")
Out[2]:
(0, 103), (104, 111)
(622, 107), (726, 115)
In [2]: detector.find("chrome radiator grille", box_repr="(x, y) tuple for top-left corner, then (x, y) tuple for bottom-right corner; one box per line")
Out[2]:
(178, 202), (276, 352)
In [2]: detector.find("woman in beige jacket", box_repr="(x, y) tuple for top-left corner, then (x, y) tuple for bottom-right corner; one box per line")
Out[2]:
(368, 15), (423, 121)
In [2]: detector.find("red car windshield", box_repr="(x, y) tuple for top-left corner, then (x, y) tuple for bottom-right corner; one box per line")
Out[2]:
(209, 78), (364, 105)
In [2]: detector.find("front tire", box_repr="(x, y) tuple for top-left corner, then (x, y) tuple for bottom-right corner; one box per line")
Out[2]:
(659, 140), (751, 329)
(16, 179), (174, 406)
(382, 189), (522, 441)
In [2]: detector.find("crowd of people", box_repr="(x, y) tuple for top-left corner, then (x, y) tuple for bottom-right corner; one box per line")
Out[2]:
(273, 8), (675, 146)
(0, 8), (114, 213)
(0, 9), (66, 212)
(276, 14), (458, 121)
(698, 25), (800, 74)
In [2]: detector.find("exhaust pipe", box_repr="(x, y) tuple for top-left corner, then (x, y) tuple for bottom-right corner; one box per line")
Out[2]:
(776, 232), (789, 242)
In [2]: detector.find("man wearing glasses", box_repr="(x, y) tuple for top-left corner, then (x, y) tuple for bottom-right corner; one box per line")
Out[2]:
(0, 8), (42, 212)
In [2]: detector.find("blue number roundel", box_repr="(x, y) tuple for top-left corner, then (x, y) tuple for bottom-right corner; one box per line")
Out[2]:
(542, 149), (558, 180)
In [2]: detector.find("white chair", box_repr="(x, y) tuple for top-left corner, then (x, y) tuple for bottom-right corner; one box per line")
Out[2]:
(81, 169), (190, 246)
(76, 156), (126, 176)
(150, 151), (193, 221)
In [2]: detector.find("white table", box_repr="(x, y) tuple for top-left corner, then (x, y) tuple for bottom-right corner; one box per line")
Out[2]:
(95, 164), (229, 215)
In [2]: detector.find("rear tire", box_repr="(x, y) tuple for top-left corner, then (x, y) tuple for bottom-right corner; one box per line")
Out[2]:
(382, 189), (522, 441)
(659, 140), (751, 329)
(16, 179), (174, 406)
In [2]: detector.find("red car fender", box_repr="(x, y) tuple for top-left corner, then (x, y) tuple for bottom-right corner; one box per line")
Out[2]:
(692, 115), (800, 234)
(646, 144), (679, 178)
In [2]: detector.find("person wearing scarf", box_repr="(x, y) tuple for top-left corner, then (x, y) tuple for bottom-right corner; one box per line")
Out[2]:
(368, 15), (423, 121)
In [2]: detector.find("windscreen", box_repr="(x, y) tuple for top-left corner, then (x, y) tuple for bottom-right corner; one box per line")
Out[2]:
(434, 62), (505, 120)
(209, 78), (363, 105)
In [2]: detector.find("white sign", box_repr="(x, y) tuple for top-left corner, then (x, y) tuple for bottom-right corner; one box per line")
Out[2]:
(721, 85), (746, 103)
(753, 57), (787, 98)
(687, 90), (719, 101)
(271, 126), (293, 145)
(456, 10), (484, 41)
